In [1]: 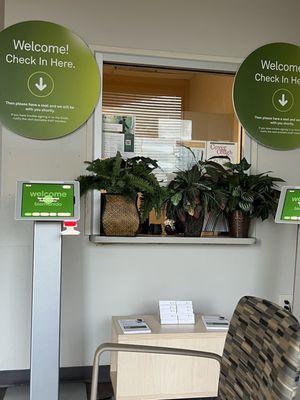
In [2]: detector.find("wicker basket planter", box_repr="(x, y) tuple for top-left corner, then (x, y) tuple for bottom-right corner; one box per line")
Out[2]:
(101, 194), (140, 237)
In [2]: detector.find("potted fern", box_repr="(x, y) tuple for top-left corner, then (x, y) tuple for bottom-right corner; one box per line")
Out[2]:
(222, 158), (284, 237)
(164, 159), (227, 237)
(78, 152), (162, 236)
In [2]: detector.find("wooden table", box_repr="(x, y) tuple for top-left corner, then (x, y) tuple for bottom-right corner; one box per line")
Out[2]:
(110, 314), (226, 400)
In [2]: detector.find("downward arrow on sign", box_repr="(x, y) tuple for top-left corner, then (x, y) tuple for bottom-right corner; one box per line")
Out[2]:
(35, 77), (47, 91)
(278, 94), (288, 107)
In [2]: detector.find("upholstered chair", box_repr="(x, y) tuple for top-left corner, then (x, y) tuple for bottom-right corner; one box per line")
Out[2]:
(90, 296), (300, 400)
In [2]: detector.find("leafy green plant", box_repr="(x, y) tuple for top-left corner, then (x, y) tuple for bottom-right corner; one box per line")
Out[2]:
(77, 152), (162, 222)
(164, 158), (227, 236)
(223, 157), (284, 220)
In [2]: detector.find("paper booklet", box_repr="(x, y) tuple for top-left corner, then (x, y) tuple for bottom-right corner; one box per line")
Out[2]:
(202, 315), (229, 331)
(118, 318), (151, 334)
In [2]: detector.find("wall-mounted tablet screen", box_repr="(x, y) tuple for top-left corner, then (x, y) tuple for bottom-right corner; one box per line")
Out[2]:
(16, 181), (80, 221)
(275, 186), (300, 224)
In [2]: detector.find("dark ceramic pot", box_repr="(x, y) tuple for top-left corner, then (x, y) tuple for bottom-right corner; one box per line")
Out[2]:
(181, 213), (205, 237)
(228, 210), (250, 238)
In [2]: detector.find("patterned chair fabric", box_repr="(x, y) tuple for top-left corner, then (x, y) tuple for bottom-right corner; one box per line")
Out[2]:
(219, 296), (300, 400)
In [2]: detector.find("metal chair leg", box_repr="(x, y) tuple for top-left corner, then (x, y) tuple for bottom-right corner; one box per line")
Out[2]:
(90, 342), (222, 400)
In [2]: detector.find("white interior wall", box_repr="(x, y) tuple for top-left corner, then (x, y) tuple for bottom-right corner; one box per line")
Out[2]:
(1, 0), (300, 370)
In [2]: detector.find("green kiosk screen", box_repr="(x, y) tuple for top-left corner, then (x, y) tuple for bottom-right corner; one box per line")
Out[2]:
(281, 189), (300, 221)
(21, 183), (75, 218)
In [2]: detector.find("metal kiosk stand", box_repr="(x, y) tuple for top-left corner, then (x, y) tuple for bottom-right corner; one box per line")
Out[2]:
(275, 186), (300, 314)
(15, 181), (80, 400)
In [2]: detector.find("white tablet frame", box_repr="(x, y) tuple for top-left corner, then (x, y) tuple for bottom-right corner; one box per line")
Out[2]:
(275, 186), (300, 224)
(15, 180), (80, 221)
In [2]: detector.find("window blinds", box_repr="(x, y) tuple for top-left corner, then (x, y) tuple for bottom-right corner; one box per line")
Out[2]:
(102, 92), (183, 138)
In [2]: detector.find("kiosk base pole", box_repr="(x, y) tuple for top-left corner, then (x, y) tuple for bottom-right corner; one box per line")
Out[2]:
(30, 222), (62, 400)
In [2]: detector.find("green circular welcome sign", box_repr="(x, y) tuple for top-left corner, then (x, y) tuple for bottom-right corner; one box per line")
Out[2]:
(233, 43), (300, 150)
(0, 21), (100, 139)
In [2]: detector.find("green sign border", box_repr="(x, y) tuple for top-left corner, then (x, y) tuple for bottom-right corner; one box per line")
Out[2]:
(0, 20), (100, 140)
(233, 42), (300, 150)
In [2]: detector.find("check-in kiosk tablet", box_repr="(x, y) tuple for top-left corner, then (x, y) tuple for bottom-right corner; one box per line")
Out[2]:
(275, 186), (300, 224)
(16, 181), (80, 221)
(15, 180), (80, 400)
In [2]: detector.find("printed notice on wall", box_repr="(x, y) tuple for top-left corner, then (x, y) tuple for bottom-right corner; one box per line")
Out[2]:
(233, 42), (300, 150)
(206, 141), (237, 164)
(102, 114), (135, 158)
(0, 21), (100, 139)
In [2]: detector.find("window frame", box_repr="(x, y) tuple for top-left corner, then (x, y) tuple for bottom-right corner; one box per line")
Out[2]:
(85, 47), (252, 235)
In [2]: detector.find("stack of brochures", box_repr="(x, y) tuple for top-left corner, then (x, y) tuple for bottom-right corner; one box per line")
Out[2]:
(118, 318), (151, 334)
(202, 315), (229, 331)
(159, 300), (195, 324)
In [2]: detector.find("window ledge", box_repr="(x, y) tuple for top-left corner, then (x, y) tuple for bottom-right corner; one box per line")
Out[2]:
(89, 235), (256, 245)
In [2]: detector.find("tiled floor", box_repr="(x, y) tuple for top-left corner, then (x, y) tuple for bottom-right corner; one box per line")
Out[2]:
(86, 382), (114, 399)
(1, 384), (217, 400)
(0, 383), (112, 400)
(3, 383), (88, 400)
